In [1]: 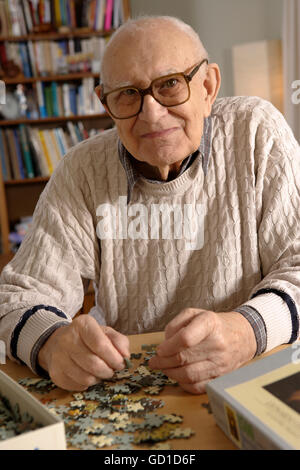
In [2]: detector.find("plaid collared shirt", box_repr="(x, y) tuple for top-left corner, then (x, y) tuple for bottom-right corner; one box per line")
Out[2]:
(118, 116), (212, 204)
(116, 115), (267, 356)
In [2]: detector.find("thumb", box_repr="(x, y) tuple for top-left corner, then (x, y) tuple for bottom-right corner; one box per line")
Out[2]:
(103, 326), (130, 358)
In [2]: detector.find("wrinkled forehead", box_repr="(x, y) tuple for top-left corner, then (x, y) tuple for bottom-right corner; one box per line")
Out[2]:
(102, 25), (200, 90)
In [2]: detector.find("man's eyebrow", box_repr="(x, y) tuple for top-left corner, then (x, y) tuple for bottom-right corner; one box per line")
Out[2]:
(106, 69), (184, 91)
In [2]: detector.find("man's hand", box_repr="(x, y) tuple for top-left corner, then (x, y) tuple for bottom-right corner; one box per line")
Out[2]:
(148, 309), (257, 394)
(38, 315), (130, 391)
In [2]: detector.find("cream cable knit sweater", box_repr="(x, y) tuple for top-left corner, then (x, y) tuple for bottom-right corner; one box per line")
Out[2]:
(0, 96), (299, 374)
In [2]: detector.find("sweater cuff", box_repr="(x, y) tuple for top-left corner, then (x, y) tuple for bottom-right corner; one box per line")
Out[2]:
(234, 305), (267, 356)
(239, 292), (294, 352)
(10, 305), (71, 374)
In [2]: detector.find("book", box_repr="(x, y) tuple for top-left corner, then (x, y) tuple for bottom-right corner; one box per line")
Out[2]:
(28, 0), (39, 28)
(0, 129), (12, 180)
(66, 120), (79, 145)
(12, 128), (25, 179)
(4, 129), (20, 179)
(113, 0), (121, 29)
(18, 43), (32, 78)
(51, 82), (60, 117)
(16, 0), (28, 35)
(206, 345), (300, 450)
(54, 0), (61, 27)
(77, 120), (89, 139)
(0, 0), (9, 36)
(62, 83), (71, 116)
(60, 0), (67, 26)
(57, 127), (69, 154)
(104, 0), (113, 31)
(68, 84), (77, 115)
(27, 41), (37, 77)
(18, 124), (34, 178)
(54, 128), (65, 157)
(37, 129), (53, 174)
(0, 128), (10, 180)
(7, 0), (21, 36)
(48, 129), (62, 164)
(36, 82), (47, 118)
(25, 126), (41, 177)
(22, 0), (33, 33)
(43, 129), (60, 168)
(27, 127), (50, 177)
(44, 85), (53, 117)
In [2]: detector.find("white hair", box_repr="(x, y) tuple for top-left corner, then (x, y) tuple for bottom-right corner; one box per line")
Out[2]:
(100, 15), (209, 85)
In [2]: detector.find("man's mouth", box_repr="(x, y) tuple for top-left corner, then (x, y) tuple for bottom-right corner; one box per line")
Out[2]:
(141, 127), (179, 139)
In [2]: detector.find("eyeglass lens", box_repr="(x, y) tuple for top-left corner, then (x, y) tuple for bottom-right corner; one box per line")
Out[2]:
(106, 73), (190, 119)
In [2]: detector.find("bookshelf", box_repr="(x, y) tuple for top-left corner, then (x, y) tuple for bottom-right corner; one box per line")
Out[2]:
(0, 0), (131, 313)
(0, 0), (130, 259)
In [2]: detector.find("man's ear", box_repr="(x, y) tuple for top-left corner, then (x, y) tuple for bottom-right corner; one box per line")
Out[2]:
(94, 84), (102, 100)
(203, 63), (221, 117)
(94, 84), (110, 115)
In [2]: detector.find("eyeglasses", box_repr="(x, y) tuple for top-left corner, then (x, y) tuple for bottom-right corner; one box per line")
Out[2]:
(96, 58), (208, 120)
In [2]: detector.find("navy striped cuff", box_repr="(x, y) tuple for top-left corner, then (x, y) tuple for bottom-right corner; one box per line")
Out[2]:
(10, 305), (69, 373)
(251, 289), (299, 344)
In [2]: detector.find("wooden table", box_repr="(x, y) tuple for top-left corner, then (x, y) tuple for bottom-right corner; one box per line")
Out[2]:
(0, 331), (236, 450)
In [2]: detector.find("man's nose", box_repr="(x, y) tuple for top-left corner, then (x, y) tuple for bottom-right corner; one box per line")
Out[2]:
(138, 94), (168, 121)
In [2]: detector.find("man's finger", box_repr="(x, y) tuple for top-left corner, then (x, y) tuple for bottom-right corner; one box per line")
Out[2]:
(179, 379), (212, 395)
(161, 360), (215, 385)
(49, 355), (99, 391)
(164, 308), (203, 339)
(157, 311), (213, 357)
(104, 326), (130, 358)
(71, 348), (115, 380)
(78, 317), (125, 370)
(148, 346), (208, 370)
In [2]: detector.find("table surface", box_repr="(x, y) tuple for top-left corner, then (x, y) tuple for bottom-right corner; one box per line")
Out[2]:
(0, 331), (243, 450)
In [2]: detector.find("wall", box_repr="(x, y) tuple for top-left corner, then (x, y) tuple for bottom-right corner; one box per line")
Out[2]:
(130, 0), (283, 97)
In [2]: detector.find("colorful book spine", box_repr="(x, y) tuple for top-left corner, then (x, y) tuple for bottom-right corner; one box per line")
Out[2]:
(68, 84), (77, 115)
(51, 82), (59, 117)
(12, 128), (25, 179)
(38, 129), (53, 174)
(48, 129), (62, 165)
(59, 0), (66, 26)
(27, 127), (49, 177)
(113, 0), (121, 29)
(22, 0), (33, 32)
(5, 129), (20, 180)
(18, 124), (34, 178)
(54, 0), (61, 27)
(36, 82), (47, 118)
(0, 128), (12, 180)
(44, 85), (54, 117)
(18, 43), (32, 78)
(0, 128), (8, 180)
(54, 128), (65, 157)
(104, 0), (113, 31)
(27, 40), (37, 77)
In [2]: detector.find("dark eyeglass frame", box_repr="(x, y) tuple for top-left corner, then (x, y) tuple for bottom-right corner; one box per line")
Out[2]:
(96, 58), (208, 120)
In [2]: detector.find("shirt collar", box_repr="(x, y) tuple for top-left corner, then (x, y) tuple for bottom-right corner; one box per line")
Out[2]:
(118, 116), (212, 203)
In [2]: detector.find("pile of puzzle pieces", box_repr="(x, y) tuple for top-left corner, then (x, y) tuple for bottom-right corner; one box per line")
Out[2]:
(0, 393), (42, 441)
(18, 344), (195, 450)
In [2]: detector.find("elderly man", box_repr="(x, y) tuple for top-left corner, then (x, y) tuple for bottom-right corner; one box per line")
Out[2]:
(0, 16), (299, 394)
